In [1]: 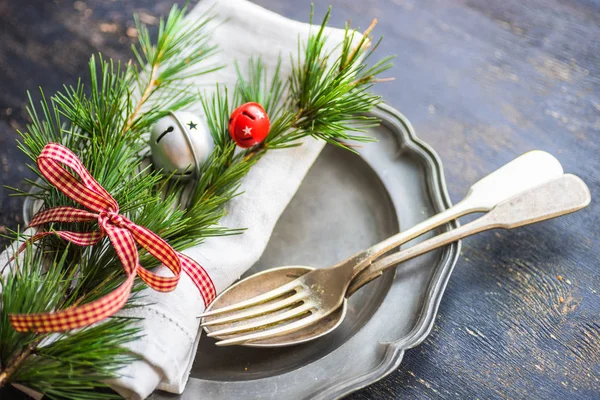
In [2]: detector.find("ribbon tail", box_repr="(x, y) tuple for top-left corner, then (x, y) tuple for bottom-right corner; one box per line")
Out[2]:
(125, 220), (214, 303)
(9, 273), (136, 332)
(136, 265), (180, 292)
(29, 206), (98, 226)
(102, 221), (179, 295)
(180, 254), (216, 306)
(124, 221), (181, 292)
(103, 224), (139, 276)
(11, 230), (104, 263)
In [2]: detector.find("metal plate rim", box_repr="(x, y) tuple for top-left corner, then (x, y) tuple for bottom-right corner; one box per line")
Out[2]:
(311, 104), (461, 399)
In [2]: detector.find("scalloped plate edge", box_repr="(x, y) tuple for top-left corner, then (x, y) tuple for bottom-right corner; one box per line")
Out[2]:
(313, 103), (461, 400)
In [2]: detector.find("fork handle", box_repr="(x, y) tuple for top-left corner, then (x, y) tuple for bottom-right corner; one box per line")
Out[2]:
(369, 199), (473, 256)
(347, 214), (494, 295)
(348, 197), (477, 278)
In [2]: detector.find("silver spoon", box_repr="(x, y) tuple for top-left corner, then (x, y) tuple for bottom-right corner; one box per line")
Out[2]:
(201, 151), (565, 346)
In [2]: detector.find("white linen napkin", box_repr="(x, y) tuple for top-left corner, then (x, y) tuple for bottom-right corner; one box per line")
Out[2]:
(107, 1), (362, 399)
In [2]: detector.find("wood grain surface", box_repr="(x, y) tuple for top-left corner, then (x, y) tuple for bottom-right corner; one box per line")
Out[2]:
(0, 0), (598, 399)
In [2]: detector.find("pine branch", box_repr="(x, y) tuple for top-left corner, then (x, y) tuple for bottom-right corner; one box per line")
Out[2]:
(124, 61), (158, 134)
(1, 5), (220, 396)
(234, 6), (393, 155)
(1, 5), (394, 399)
(179, 7), (394, 240)
(126, 5), (222, 134)
(0, 244), (141, 398)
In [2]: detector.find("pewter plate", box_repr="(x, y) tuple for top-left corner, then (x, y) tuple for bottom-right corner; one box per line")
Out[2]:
(153, 105), (460, 400)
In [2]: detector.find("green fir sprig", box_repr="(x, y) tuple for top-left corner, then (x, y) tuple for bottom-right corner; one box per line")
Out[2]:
(236, 7), (393, 154)
(0, 4), (393, 398)
(1, 5), (221, 397)
(0, 245), (141, 399)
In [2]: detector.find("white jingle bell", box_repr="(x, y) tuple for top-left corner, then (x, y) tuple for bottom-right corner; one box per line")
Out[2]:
(149, 111), (214, 180)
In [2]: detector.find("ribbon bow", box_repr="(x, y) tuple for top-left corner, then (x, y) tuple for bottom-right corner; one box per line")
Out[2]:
(9, 143), (215, 333)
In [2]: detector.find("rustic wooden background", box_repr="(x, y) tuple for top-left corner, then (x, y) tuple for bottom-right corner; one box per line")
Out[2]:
(0, 0), (598, 398)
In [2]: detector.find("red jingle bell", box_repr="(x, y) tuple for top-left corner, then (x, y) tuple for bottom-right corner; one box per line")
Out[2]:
(228, 102), (270, 148)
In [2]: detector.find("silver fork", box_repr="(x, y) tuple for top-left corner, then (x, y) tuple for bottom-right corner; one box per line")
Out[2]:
(199, 152), (569, 345)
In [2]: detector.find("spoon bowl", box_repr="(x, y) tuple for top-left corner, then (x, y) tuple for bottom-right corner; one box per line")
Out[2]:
(202, 266), (347, 347)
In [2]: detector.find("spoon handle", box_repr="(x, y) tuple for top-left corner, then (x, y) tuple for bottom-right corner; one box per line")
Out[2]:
(347, 174), (590, 296)
(347, 150), (563, 278)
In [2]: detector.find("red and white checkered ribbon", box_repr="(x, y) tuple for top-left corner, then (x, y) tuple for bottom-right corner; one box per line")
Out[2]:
(9, 143), (216, 333)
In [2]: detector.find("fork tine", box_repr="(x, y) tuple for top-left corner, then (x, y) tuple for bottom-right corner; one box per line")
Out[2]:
(199, 281), (300, 318)
(214, 312), (325, 346)
(201, 291), (308, 327)
(206, 302), (314, 338)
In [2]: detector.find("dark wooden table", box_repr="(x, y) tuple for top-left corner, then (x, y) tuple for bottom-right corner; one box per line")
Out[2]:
(1, 0), (598, 398)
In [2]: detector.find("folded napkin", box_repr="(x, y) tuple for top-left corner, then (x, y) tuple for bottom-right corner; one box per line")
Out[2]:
(108, 1), (362, 399)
